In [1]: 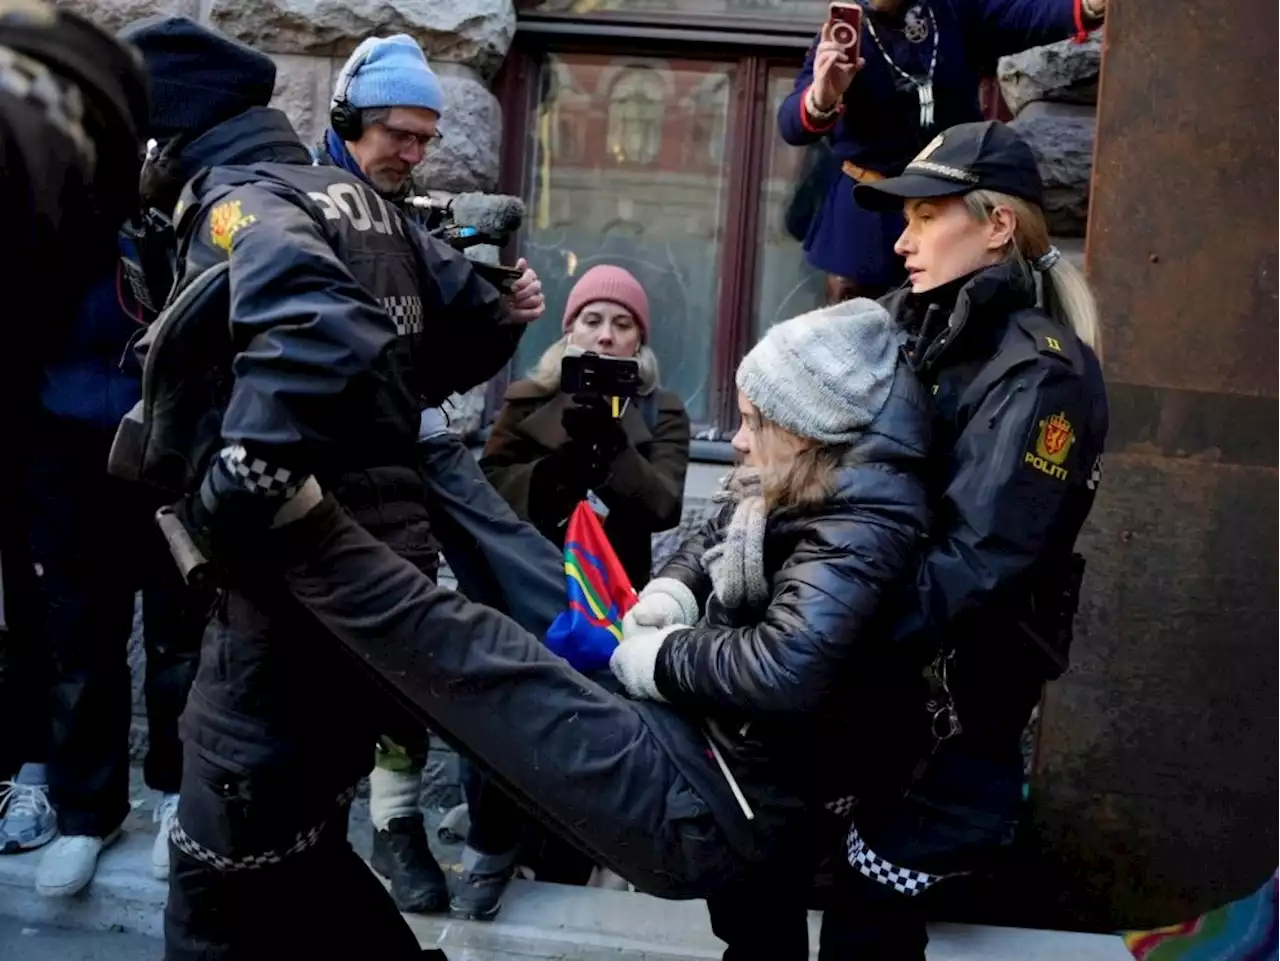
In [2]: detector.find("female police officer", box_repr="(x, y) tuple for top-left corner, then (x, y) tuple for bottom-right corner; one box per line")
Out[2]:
(798, 119), (1109, 959)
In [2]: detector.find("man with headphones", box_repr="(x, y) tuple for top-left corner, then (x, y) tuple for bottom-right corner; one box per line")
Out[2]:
(320, 34), (464, 918)
(319, 35), (568, 922)
(114, 17), (544, 960)
(323, 34), (441, 200)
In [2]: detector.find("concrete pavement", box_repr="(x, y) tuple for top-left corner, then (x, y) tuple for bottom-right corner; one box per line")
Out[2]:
(0, 822), (1137, 961)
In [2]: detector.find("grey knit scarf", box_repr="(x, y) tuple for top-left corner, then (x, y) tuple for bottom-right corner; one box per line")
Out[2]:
(703, 468), (769, 611)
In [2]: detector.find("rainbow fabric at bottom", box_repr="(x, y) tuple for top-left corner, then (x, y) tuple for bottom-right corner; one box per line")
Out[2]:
(1124, 871), (1278, 961)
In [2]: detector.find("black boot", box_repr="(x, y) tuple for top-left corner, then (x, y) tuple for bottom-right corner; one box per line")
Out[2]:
(371, 815), (450, 913)
(448, 863), (513, 922)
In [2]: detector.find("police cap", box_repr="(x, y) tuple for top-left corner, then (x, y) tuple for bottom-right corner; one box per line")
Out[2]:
(855, 121), (1045, 211)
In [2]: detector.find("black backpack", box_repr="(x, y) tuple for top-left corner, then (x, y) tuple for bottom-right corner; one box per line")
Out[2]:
(107, 260), (233, 498)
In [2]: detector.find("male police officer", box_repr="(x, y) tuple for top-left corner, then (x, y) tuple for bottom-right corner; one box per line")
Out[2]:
(117, 17), (544, 960)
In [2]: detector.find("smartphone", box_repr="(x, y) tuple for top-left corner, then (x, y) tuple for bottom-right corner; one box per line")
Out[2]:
(827, 2), (863, 59)
(561, 352), (641, 399)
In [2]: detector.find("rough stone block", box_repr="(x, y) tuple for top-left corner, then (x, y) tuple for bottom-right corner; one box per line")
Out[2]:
(413, 63), (501, 194)
(53, 0), (199, 33)
(208, 0), (516, 77)
(269, 53), (336, 148)
(1010, 101), (1096, 237)
(999, 34), (1103, 116)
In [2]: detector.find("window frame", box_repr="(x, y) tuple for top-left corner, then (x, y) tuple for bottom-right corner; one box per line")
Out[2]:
(494, 16), (817, 436)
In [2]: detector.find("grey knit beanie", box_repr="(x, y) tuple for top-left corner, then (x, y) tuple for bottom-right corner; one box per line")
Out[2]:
(736, 298), (904, 445)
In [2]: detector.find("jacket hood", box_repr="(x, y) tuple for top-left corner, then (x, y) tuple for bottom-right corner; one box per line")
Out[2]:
(175, 107), (309, 183)
(846, 360), (931, 463)
(145, 107), (309, 213)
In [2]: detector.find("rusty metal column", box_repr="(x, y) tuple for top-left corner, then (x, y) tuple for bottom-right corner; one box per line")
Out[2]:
(1029, 0), (1279, 929)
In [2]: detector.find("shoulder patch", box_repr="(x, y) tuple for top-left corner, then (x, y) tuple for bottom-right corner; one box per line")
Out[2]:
(208, 199), (257, 253)
(1024, 411), (1075, 481)
(1008, 309), (1081, 370)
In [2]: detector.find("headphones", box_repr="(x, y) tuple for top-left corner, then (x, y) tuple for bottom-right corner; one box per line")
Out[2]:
(329, 44), (374, 142)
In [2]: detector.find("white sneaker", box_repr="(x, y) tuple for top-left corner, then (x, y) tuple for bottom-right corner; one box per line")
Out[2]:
(0, 776), (57, 853)
(152, 794), (179, 880)
(35, 829), (120, 897)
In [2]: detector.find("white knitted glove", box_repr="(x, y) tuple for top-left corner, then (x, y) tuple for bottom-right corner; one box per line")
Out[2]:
(622, 577), (699, 640)
(609, 625), (683, 701)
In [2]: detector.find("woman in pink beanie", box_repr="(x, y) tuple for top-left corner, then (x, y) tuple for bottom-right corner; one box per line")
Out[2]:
(482, 263), (690, 590)
(466, 266), (690, 917)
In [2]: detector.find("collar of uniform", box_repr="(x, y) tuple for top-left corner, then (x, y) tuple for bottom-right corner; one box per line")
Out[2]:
(914, 260), (1037, 371)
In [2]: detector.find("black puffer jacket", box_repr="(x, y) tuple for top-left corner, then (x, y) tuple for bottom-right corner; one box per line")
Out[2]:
(649, 361), (933, 822)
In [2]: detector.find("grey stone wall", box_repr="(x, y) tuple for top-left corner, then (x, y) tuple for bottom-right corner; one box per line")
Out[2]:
(998, 35), (1102, 238)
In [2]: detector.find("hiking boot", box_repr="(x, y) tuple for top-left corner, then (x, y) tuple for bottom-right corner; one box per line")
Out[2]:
(0, 765), (56, 854)
(449, 846), (517, 922)
(370, 815), (449, 913)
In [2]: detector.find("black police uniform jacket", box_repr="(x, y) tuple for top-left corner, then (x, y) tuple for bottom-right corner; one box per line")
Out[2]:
(166, 108), (521, 793)
(642, 362), (934, 842)
(854, 260), (1109, 876)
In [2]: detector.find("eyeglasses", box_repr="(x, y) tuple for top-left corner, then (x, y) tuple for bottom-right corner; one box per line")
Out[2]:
(378, 123), (443, 151)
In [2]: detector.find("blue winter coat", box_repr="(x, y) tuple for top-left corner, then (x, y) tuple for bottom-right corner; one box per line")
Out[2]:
(777, 0), (1080, 284)
(37, 262), (144, 431)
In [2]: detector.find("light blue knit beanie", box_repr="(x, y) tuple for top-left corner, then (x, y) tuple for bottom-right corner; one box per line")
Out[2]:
(736, 298), (905, 445)
(336, 34), (443, 115)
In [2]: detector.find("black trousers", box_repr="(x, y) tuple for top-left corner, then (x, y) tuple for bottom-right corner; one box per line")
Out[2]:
(281, 499), (751, 900)
(165, 749), (431, 961)
(0, 466), (47, 777)
(26, 416), (205, 837)
(461, 757), (596, 884)
(708, 860), (928, 961)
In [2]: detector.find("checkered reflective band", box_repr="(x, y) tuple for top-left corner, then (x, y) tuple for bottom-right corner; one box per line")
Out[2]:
(220, 445), (303, 498)
(1086, 455), (1102, 491)
(169, 785), (357, 872)
(382, 295), (424, 336)
(846, 825), (954, 896)
(0, 44), (94, 168)
(824, 794), (858, 819)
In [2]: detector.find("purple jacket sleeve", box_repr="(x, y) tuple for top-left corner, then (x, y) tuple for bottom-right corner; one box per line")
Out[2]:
(960, 0), (1081, 61)
(777, 39), (835, 146)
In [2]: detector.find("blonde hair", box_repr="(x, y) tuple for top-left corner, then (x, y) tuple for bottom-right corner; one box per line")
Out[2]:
(527, 335), (661, 395)
(963, 190), (1102, 360)
(756, 420), (848, 511)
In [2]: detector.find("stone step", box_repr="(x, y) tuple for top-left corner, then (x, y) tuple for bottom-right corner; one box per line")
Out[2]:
(0, 825), (1134, 961)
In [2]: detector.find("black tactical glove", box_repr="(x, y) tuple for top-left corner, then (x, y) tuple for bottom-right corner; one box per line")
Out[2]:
(159, 449), (311, 588)
(561, 392), (629, 486)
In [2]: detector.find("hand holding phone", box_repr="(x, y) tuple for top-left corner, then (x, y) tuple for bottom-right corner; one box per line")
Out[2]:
(811, 3), (864, 113)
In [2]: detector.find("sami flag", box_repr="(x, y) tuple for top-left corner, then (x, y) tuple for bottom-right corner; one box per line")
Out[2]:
(1123, 869), (1277, 961)
(543, 502), (638, 674)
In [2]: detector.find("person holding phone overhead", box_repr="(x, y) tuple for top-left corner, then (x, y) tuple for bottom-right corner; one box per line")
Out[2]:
(778, 0), (1107, 305)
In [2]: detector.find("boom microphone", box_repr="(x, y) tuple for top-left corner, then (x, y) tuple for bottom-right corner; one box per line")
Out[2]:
(448, 192), (525, 238)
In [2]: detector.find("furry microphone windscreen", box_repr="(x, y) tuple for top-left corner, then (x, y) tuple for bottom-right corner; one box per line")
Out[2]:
(448, 192), (525, 237)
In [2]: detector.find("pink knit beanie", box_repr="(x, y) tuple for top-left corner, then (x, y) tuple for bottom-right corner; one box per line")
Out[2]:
(561, 265), (651, 344)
